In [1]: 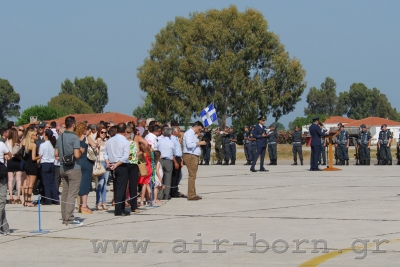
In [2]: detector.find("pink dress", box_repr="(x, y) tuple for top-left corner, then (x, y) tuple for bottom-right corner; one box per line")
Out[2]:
(138, 154), (152, 185)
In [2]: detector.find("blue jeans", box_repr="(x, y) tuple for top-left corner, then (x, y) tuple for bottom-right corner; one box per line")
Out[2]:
(96, 161), (109, 204)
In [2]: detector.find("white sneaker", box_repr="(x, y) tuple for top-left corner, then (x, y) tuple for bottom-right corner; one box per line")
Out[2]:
(68, 220), (83, 226)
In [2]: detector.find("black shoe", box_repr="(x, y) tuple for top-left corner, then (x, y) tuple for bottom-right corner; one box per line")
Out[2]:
(346, 160), (349, 166)
(199, 161), (203, 165)
(322, 162), (326, 165)
(52, 202), (60, 205)
(291, 162), (297, 165)
(250, 168), (257, 172)
(301, 161), (303, 166)
(222, 161), (229, 165)
(273, 161), (277, 165)
(115, 212), (131, 216)
(260, 168), (269, 172)
(314, 169), (322, 171)
(204, 161), (209, 165)
(267, 162), (273, 165)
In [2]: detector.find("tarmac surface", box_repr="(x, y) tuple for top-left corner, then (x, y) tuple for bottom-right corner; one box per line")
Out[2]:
(1, 159), (400, 267)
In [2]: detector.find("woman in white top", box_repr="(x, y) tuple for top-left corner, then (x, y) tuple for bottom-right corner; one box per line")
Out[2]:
(5, 129), (22, 204)
(94, 125), (109, 210)
(0, 141), (12, 234)
(39, 130), (60, 205)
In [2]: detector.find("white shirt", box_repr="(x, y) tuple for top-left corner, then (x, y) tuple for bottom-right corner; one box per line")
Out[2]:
(51, 128), (59, 139)
(183, 128), (201, 156)
(145, 132), (158, 150)
(39, 140), (55, 163)
(0, 142), (9, 164)
(104, 134), (130, 164)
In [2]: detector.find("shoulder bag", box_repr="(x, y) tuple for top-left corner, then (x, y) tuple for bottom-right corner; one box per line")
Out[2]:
(93, 158), (106, 176)
(62, 133), (75, 166)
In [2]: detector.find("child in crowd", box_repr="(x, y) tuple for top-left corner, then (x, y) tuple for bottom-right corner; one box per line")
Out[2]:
(138, 143), (152, 206)
(153, 150), (165, 204)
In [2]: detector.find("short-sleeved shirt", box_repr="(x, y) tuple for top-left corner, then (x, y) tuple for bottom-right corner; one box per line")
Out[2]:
(39, 140), (55, 163)
(56, 131), (81, 170)
(0, 142), (9, 164)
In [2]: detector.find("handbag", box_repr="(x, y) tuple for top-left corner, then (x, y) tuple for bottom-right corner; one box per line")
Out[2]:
(17, 145), (28, 160)
(138, 162), (148, 176)
(61, 133), (75, 166)
(93, 159), (106, 176)
(87, 145), (98, 161)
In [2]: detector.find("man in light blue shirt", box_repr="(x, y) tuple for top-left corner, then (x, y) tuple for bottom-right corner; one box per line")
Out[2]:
(104, 123), (130, 216)
(157, 127), (175, 200)
(183, 121), (206, 201)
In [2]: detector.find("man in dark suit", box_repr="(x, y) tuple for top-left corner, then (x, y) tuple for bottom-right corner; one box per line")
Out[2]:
(250, 116), (268, 172)
(309, 116), (329, 171)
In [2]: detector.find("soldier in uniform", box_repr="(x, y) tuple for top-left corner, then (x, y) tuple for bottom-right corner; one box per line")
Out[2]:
(267, 124), (278, 165)
(378, 124), (393, 165)
(250, 116), (268, 172)
(198, 131), (205, 165)
(229, 127), (237, 165)
(336, 125), (349, 165)
(202, 127), (211, 165)
(250, 125), (258, 162)
(357, 124), (372, 165)
(396, 133), (400, 165)
(214, 128), (223, 165)
(319, 123), (327, 166)
(291, 125), (303, 165)
(243, 126), (253, 165)
(221, 126), (231, 165)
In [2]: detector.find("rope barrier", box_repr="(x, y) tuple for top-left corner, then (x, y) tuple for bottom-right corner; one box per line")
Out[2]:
(40, 193), (142, 206)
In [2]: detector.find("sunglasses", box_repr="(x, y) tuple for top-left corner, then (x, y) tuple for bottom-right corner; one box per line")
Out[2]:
(18, 129), (24, 132)
(100, 131), (107, 134)
(126, 131), (132, 134)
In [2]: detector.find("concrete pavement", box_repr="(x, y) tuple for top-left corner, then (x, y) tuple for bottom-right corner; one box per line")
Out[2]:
(1, 161), (400, 266)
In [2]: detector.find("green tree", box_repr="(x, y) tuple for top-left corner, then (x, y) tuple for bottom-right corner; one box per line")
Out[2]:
(0, 78), (20, 127)
(304, 77), (337, 116)
(17, 105), (60, 125)
(60, 76), (108, 113)
(137, 5), (306, 126)
(288, 114), (328, 130)
(270, 121), (285, 131)
(132, 95), (160, 120)
(48, 94), (94, 116)
(335, 83), (398, 120)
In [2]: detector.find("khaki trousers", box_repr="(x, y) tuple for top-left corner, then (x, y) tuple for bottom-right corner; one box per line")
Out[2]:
(182, 154), (199, 199)
(60, 169), (81, 224)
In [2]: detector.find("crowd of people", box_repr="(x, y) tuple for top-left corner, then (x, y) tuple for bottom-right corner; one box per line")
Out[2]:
(0, 117), (206, 231)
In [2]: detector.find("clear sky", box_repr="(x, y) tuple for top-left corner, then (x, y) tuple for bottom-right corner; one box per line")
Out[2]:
(1, 0), (399, 128)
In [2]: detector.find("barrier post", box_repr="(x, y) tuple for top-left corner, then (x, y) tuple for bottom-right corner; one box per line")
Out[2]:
(30, 194), (49, 234)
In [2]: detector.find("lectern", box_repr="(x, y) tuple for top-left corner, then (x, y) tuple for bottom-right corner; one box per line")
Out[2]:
(323, 130), (341, 171)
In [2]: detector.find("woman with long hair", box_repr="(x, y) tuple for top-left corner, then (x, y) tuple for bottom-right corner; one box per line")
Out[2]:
(5, 128), (22, 204)
(126, 125), (148, 212)
(75, 122), (96, 214)
(94, 125), (109, 210)
(138, 142), (152, 206)
(39, 130), (59, 205)
(23, 129), (40, 207)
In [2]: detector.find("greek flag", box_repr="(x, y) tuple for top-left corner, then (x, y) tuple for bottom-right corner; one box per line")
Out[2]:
(200, 103), (218, 127)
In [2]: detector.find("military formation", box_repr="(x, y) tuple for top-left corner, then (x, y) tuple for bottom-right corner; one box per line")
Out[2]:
(199, 117), (399, 170)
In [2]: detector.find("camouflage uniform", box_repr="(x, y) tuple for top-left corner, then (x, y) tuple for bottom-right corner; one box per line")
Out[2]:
(214, 131), (223, 164)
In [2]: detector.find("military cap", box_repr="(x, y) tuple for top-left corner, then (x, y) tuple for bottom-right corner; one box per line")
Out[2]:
(258, 116), (266, 121)
(360, 124), (366, 128)
(38, 121), (46, 127)
(312, 116), (319, 121)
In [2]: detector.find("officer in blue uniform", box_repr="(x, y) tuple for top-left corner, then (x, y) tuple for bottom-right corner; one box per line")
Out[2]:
(291, 125), (303, 165)
(243, 126), (253, 165)
(267, 124), (278, 165)
(250, 116), (268, 172)
(250, 125), (258, 162)
(229, 127), (237, 165)
(378, 124), (393, 165)
(357, 124), (372, 165)
(309, 116), (329, 171)
(222, 126), (231, 165)
(336, 125), (350, 165)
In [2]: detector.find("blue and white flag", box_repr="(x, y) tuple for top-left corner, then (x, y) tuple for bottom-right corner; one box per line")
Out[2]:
(200, 103), (218, 127)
